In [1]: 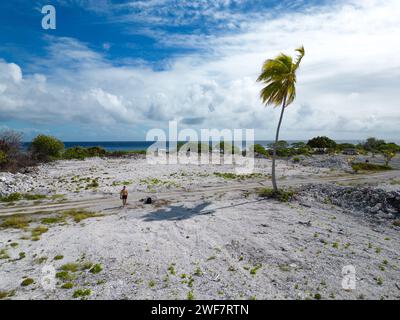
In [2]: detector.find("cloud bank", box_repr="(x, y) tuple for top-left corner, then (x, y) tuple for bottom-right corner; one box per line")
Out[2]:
(1, 0), (399, 140)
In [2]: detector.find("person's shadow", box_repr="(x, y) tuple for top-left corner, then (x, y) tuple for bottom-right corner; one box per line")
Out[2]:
(141, 202), (214, 221)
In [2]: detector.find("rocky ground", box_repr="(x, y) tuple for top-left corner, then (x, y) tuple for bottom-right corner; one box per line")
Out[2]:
(0, 155), (399, 300)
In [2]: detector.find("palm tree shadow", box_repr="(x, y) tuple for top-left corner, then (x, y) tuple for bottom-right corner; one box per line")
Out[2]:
(142, 202), (214, 221)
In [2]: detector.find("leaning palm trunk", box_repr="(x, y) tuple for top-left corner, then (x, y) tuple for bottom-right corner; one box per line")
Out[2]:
(271, 96), (287, 192)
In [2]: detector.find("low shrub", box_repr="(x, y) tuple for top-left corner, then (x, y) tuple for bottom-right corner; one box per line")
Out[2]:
(31, 135), (64, 160)
(258, 188), (295, 202)
(0, 193), (22, 202)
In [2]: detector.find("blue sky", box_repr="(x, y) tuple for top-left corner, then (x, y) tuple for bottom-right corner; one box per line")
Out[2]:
(0, 0), (399, 141)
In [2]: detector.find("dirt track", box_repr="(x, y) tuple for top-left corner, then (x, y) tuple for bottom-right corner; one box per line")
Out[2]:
(1, 170), (398, 217)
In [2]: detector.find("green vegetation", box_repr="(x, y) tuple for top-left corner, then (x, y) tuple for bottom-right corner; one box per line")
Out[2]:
(168, 264), (176, 275)
(252, 144), (269, 157)
(314, 293), (322, 300)
(177, 141), (211, 154)
(257, 46), (305, 192)
(63, 146), (107, 160)
(20, 278), (34, 287)
(148, 280), (156, 288)
(258, 188), (295, 202)
(194, 266), (203, 276)
(41, 216), (66, 225)
(54, 255), (64, 261)
(56, 271), (73, 281)
(0, 290), (15, 299)
(31, 226), (48, 238)
(0, 249), (9, 260)
(1, 216), (30, 229)
(0, 192), (22, 202)
(89, 264), (103, 274)
(214, 172), (264, 180)
(307, 136), (337, 151)
(187, 291), (195, 300)
(61, 282), (74, 289)
(0, 193), (52, 203)
(73, 289), (91, 299)
(31, 134), (64, 160)
(60, 263), (79, 272)
(215, 142), (240, 155)
(62, 209), (101, 223)
(351, 163), (392, 173)
(250, 264), (262, 275)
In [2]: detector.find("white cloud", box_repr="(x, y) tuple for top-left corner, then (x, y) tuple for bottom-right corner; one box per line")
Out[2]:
(1, 0), (400, 140)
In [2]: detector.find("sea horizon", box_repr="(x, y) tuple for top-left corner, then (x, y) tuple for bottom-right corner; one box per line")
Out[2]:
(21, 139), (400, 152)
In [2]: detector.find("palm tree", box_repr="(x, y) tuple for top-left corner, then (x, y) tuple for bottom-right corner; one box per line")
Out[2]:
(257, 46), (305, 192)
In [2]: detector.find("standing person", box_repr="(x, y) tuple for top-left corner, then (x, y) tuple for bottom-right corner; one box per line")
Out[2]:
(120, 186), (128, 207)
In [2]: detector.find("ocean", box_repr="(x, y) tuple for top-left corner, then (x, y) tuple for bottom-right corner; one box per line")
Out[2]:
(21, 140), (388, 152)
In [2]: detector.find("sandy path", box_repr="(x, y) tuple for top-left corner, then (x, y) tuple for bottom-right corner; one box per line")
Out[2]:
(1, 170), (398, 217)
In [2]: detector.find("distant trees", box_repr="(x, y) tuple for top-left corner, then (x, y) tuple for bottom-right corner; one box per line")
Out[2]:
(307, 136), (337, 151)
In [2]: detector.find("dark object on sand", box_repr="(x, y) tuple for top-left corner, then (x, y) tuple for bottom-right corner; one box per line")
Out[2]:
(144, 197), (152, 204)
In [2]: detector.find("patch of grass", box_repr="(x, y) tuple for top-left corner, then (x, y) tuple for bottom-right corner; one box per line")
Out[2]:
(87, 179), (99, 188)
(10, 242), (19, 248)
(73, 289), (91, 299)
(194, 266), (203, 276)
(51, 194), (66, 200)
(41, 216), (66, 225)
(187, 276), (194, 288)
(376, 277), (383, 286)
(35, 256), (48, 264)
(393, 220), (400, 227)
(206, 256), (216, 261)
(352, 163), (392, 172)
(63, 209), (101, 223)
(61, 282), (74, 289)
(31, 226), (48, 238)
(23, 194), (47, 201)
(148, 280), (156, 288)
(89, 264), (103, 274)
(0, 249), (10, 260)
(60, 263), (79, 272)
(1, 216), (30, 229)
(332, 242), (339, 249)
(0, 290), (15, 299)
(278, 264), (291, 272)
(258, 188), (295, 202)
(54, 255), (64, 261)
(314, 293), (322, 300)
(168, 264), (176, 275)
(250, 264), (262, 275)
(81, 262), (93, 270)
(56, 271), (73, 281)
(21, 278), (34, 287)
(0, 193), (22, 202)
(187, 291), (195, 300)
(214, 172), (264, 180)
